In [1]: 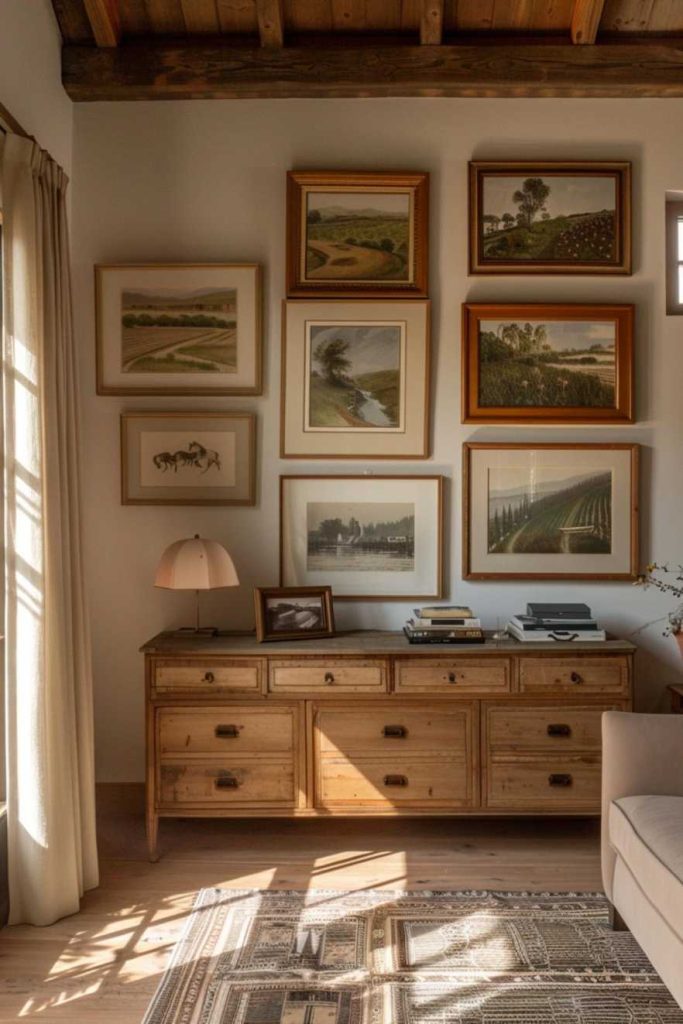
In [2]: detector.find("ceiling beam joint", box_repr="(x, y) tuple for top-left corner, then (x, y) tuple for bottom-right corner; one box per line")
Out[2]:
(82, 0), (120, 46)
(571, 0), (606, 44)
(420, 0), (444, 45)
(256, 0), (284, 48)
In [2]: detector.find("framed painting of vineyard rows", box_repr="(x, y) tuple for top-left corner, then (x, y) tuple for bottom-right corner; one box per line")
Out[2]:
(463, 443), (639, 581)
(462, 303), (634, 425)
(281, 299), (430, 459)
(96, 263), (262, 395)
(286, 170), (429, 298)
(468, 161), (631, 275)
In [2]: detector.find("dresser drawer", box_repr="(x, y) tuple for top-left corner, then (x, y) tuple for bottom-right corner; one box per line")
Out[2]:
(158, 759), (295, 806)
(317, 757), (470, 808)
(269, 659), (388, 694)
(315, 703), (472, 756)
(486, 704), (619, 754)
(153, 659), (264, 695)
(158, 706), (296, 755)
(519, 657), (629, 696)
(486, 756), (601, 811)
(395, 658), (510, 695)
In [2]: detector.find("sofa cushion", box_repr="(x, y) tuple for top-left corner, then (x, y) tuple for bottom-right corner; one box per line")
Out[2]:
(610, 795), (683, 941)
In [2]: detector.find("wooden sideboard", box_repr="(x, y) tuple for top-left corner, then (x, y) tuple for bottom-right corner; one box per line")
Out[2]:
(141, 630), (635, 860)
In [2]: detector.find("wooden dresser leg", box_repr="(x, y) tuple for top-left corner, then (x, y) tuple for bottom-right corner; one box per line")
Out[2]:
(147, 811), (160, 863)
(608, 901), (629, 931)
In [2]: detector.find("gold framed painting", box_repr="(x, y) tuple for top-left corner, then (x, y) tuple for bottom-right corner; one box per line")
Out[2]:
(469, 161), (632, 275)
(281, 299), (431, 459)
(463, 442), (639, 581)
(121, 411), (256, 505)
(286, 170), (429, 297)
(96, 263), (262, 395)
(254, 586), (335, 642)
(280, 474), (444, 600)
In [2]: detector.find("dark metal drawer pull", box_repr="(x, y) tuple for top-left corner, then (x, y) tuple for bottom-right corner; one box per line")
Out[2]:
(447, 672), (457, 684)
(383, 774), (408, 787)
(548, 773), (573, 787)
(324, 672), (335, 685)
(203, 671), (215, 684)
(383, 725), (407, 738)
(547, 723), (571, 737)
(215, 774), (239, 789)
(215, 724), (239, 738)
(570, 671), (583, 684)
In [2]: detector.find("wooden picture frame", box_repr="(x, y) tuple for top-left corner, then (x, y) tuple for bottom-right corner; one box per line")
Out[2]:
(286, 170), (429, 297)
(469, 161), (631, 275)
(254, 586), (335, 642)
(280, 474), (444, 600)
(463, 442), (639, 581)
(121, 411), (256, 505)
(462, 303), (634, 424)
(281, 298), (431, 459)
(96, 263), (262, 395)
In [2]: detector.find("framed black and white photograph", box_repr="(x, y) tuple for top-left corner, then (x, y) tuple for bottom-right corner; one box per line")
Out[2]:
(280, 475), (444, 600)
(254, 586), (335, 642)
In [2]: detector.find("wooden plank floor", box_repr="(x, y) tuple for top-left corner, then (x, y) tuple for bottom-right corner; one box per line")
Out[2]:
(0, 784), (602, 1023)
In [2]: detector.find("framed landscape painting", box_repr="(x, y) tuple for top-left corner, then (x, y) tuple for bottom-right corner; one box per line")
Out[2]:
(254, 586), (335, 642)
(286, 171), (429, 297)
(121, 411), (256, 505)
(280, 475), (443, 600)
(463, 443), (639, 581)
(469, 162), (631, 275)
(96, 263), (261, 395)
(281, 299), (430, 458)
(462, 303), (634, 424)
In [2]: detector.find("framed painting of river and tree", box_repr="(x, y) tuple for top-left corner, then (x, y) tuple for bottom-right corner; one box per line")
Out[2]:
(281, 299), (430, 458)
(462, 303), (634, 424)
(469, 162), (631, 275)
(286, 171), (429, 297)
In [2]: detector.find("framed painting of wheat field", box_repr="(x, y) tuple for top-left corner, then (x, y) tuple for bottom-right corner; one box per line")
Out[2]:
(463, 443), (639, 581)
(96, 263), (262, 395)
(469, 161), (631, 275)
(286, 170), (429, 297)
(281, 299), (430, 459)
(121, 411), (256, 506)
(462, 303), (634, 424)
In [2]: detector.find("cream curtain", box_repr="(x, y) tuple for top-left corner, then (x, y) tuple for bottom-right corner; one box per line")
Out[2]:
(0, 132), (98, 925)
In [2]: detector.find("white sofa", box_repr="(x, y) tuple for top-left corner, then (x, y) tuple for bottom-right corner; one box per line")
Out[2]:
(602, 710), (683, 1008)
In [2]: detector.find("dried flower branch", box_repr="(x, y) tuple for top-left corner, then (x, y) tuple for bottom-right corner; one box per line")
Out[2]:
(634, 563), (683, 635)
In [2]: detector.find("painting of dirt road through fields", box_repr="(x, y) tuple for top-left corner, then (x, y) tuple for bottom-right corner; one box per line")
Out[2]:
(305, 191), (410, 282)
(121, 287), (237, 374)
(488, 468), (612, 555)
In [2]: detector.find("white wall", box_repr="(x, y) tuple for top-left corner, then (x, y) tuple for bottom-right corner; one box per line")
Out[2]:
(72, 98), (683, 782)
(0, 0), (72, 174)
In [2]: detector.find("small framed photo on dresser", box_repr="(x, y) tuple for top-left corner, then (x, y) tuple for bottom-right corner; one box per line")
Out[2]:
(254, 586), (335, 642)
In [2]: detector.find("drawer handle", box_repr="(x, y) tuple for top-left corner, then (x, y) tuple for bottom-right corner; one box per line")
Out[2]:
(383, 725), (407, 739)
(215, 774), (239, 789)
(215, 724), (239, 738)
(547, 723), (572, 737)
(548, 773), (573, 787)
(447, 672), (457, 684)
(570, 671), (583, 684)
(383, 774), (408, 787)
(324, 672), (335, 685)
(203, 671), (215, 684)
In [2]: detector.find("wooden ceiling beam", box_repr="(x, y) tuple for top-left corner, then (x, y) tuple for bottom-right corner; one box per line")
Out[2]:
(256, 0), (284, 47)
(82, 0), (121, 46)
(571, 0), (606, 44)
(420, 0), (444, 44)
(61, 39), (683, 100)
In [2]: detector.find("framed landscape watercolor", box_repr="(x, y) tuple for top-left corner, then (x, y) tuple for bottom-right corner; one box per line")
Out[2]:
(96, 263), (262, 395)
(469, 161), (631, 275)
(463, 443), (639, 581)
(286, 171), (429, 297)
(462, 303), (634, 424)
(281, 299), (430, 458)
(280, 475), (443, 600)
(121, 411), (256, 505)
(254, 586), (335, 642)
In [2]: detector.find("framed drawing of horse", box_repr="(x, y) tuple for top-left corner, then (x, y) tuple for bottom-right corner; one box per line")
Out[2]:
(121, 412), (256, 505)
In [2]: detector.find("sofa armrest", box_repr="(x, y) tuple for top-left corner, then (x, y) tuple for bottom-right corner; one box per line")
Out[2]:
(602, 710), (683, 899)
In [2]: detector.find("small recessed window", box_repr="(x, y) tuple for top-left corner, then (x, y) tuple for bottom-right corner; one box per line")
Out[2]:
(666, 201), (683, 314)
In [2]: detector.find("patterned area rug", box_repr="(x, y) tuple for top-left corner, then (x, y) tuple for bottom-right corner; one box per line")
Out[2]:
(142, 889), (683, 1023)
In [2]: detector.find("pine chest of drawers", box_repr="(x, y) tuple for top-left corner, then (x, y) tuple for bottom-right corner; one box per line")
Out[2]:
(141, 631), (635, 860)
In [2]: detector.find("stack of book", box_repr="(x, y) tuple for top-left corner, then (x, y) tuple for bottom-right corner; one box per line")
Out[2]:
(404, 606), (485, 644)
(506, 603), (606, 643)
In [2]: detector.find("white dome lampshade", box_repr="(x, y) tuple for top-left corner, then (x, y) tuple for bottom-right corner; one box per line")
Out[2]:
(155, 535), (239, 633)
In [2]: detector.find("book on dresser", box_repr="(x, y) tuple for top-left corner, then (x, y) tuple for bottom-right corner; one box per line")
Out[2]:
(405, 606), (484, 643)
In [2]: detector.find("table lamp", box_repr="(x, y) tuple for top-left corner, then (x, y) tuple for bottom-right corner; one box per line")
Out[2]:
(154, 534), (239, 635)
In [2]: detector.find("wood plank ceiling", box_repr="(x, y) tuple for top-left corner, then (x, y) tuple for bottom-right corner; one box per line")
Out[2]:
(51, 0), (683, 99)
